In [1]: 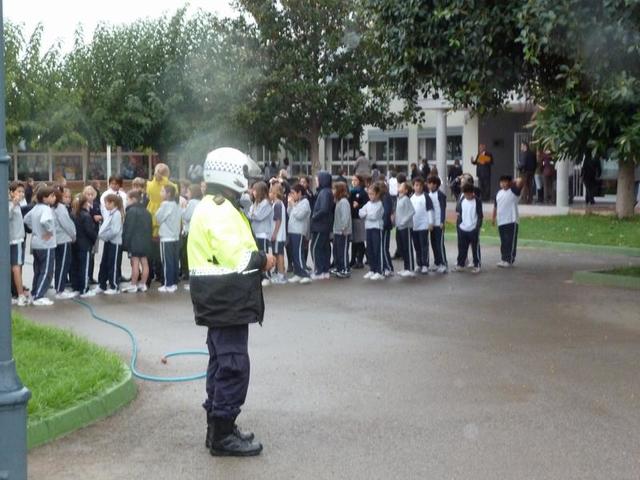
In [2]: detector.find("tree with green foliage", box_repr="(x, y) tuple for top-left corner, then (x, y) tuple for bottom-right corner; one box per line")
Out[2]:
(235, 0), (395, 176)
(367, 0), (639, 217)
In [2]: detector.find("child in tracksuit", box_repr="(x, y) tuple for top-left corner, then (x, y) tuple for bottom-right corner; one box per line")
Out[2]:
(53, 188), (77, 299)
(24, 186), (57, 306)
(180, 184), (202, 288)
(287, 184), (312, 284)
(359, 183), (384, 281)
(249, 181), (273, 286)
(493, 175), (523, 268)
(310, 171), (334, 279)
(97, 194), (124, 294)
(427, 176), (448, 273)
(379, 181), (395, 276)
(156, 184), (182, 292)
(269, 183), (287, 284)
(332, 181), (352, 279)
(72, 193), (98, 297)
(9, 181), (29, 306)
(454, 183), (484, 273)
(411, 177), (435, 274)
(395, 181), (416, 277)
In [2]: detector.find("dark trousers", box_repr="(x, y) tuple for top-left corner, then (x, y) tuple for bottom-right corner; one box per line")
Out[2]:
(311, 231), (331, 275)
(71, 247), (91, 294)
(397, 228), (415, 271)
(160, 240), (180, 287)
(32, 248), (55, 299)
(333, 234), (351, 273)
(412, 230), (429, 268)
(289, 233), (310, 278)
(584, 179), (597, 205)
(285, 234), (294, 271)
(365, 228), (383, 274)
(382, 229), (393, 272)
(478, 174), (491, 202)
(88, 251), (96, 282)
(457, 228), (481, 268)
(430, 226), (447, 267)
(204, 324), (250, 420)
(149, 239), (164, 285)
(522, 171), (535, 204)
(256, 238), (271, 279)
(54, 242), (73, 293)
(99, 242), (122, 290)
(498, 223), (518, 264)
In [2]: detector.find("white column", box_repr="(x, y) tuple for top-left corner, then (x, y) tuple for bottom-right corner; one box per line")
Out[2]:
(556, 158), (569, 208)
(408, 124), (419, 169)
(318, 137), (326, 171)
(435, 108), (448, 193)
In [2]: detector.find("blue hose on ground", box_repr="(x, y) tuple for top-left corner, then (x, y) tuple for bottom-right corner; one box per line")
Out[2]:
(73, 298), (208, 382)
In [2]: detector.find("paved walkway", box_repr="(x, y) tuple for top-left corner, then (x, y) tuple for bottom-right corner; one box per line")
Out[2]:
(25, 243), (640, 479)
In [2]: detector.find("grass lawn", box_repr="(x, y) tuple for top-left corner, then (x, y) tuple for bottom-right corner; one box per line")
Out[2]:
(12, 314), (126, 423)
(602, 266), (640, 277)
(449, 215), (640, 249)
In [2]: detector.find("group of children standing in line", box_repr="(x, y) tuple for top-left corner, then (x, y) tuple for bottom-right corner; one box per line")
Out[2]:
(247, 169), (524, 285)
(8, 172), (204, 307)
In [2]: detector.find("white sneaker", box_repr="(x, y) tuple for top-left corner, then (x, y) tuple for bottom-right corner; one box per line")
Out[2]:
(33, 297), (54, 306)
(452, 265), (464, 272)
(104, 289), (120, 295)
(404, 270), (417, 278)
(437, 265), (448, 274)
(91, 286), (105, 294)
(428, 265), (438, 272)
(11, 297), (18, 305)
(299, 277), (312, 285)
(271, 275), (286, 285)
(138, 284), (148, 292)
(80, 290), (96, 298)
(371, 273), (384, 281)
(123, 285), (138, 293)
(165, 285), (178, 293)
(55, 291), (78, 300)
(17, 295), (29, 307)
(383, 270), (395, 277)
(183, 284), (190, 291)
(310, 273), (323, 280)
(322, 273), (331, 280)
(421, 266), (429, 274)
(289, 275), (301, 284)
(364, 272), (374, 279)
(261, 278), (271, 287)
(471, 267), (481, 274)
(496, 261), (510, 268)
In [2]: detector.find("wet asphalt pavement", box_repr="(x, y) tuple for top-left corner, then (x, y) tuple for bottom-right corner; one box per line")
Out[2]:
(25, 242), (640, 479)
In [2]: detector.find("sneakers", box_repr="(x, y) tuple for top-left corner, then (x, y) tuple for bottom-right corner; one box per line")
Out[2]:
(299, 277), (312, 284)
(80, 290), (97, 298)
(452, 265), (464, 272)
(420, 266), (429, 274)
(363, 271), (374, 279)
(55, 291), (78, 300)
(33, 297), (54, 306)
(383, 270), (394, 277)
(138, 284), (148, 293)
(261, 278), (271, 287)
(158, 285), (178, 293)
(289, 275), (301, 283)
(436, 265), (448, 274)
(336, 270), (351, 279)
(183, 284), (190, 291)
(11, 297), (18, 306)
(471, 267), (481, 274)
(17, 295), (30, 307)
(370, 273), (385, 281)
(428, 265), (438, 272)
(398, 270), (416, 278)
(271, 274), (287, 285)
(123, 285), (139, 293)
(104, 288), (121, 295)
(91, 286), (105, 294)
(496, 261), (511, 268)
(311, 273), (329, 281)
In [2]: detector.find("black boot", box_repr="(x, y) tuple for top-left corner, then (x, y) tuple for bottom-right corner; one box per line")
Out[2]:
(210, 417), (263, 457)
(206, 413), (254, 449)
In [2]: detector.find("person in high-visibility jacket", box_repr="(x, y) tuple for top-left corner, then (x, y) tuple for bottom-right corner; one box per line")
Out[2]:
(188, 147), (274, 457)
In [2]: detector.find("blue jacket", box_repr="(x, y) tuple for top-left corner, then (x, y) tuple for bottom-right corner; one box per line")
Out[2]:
(381, 192), (394, 230)
(310, 172), (334, 233)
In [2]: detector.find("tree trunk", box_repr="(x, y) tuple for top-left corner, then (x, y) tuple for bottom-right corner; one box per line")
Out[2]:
(308, 123), (321, 182)
(615, 161), (636, 219)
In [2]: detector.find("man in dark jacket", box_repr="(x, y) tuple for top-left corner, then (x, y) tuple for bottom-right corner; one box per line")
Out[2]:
(310, 171), (334, 279)
(188, 147), (274, 457)
(518, 142), (537, 204)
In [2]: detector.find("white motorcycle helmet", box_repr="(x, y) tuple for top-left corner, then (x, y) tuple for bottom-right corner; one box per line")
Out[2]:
(203, 147), (262, 194)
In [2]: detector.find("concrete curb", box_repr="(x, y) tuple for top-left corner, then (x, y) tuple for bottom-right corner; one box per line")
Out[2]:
(572, 270), (640, 290)
(27, 366), (137, 449)
(444, 233), (640, 257)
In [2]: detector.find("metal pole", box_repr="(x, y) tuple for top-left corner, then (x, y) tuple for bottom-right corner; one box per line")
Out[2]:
(0, 0), (32, 477)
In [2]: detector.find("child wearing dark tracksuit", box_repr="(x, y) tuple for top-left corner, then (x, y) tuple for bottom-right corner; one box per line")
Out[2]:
(287, 184), (312, 284)
(332, 182), (352, 278)
(359, 183), (384, 281)
(98, 194), (124, 293)
(411, 177), (435, 274)
(455, 183), (484, 273)
(24, 186), (57, 306)
(249, 181), (273, 286)
(53, 189), (77, 299)
(72, 194), (98, 297)
(310, 171), (334, 279)
(380, 182), (395, 276)
(395, 181), (416, 277)
(427, 176), (448, 273)
(156, 184), (182, 292)
(493, 175), (523, 268)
